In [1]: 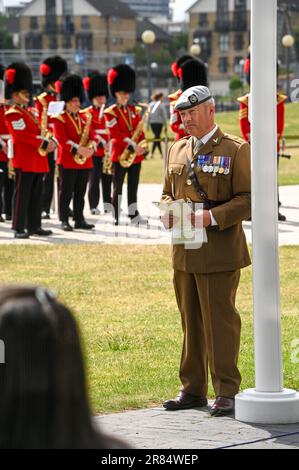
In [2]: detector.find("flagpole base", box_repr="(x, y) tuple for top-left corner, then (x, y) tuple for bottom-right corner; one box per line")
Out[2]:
(235, 388), (299, 424)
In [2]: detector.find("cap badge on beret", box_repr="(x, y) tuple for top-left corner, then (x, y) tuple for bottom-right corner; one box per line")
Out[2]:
(188, 94), (198, 105)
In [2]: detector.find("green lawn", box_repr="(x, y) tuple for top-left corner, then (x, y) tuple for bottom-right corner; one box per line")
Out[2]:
(141, 102), (299, 185)
(0, 244), (298, 414)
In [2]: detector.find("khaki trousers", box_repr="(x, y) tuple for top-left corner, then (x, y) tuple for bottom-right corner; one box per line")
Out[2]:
(173, 269), (242, 398)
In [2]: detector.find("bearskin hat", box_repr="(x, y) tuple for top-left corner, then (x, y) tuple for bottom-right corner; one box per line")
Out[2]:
(40, 56), (68, 88)
(180, 59), (208, 91)
(171, 54), (193, 80)
(59, 74), (85, 103)
(83, 71), (108, 101)
(5, 62), (33, 99)
(107, 64), (136, 98)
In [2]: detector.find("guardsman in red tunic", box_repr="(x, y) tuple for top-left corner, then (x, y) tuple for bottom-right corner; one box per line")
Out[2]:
(237, 56), (287, 221)
(83, 72), (112, 215)
(4, 62), (55, 239)
(104, 64), (148, 226)
(0, 63), (14, 223)
(35, 56), (68, 219)
(52, 74), (96, 232)
(169, 56), (208, 141)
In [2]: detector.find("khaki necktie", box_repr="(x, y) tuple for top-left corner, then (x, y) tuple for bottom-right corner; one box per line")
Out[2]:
(193, 137), (203, 156)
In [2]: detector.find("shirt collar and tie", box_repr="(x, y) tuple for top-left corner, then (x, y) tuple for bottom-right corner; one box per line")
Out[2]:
(192, 124), (218, 155)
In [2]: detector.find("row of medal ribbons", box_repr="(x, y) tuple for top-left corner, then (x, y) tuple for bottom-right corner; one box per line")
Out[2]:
(197, 155), (231, 176)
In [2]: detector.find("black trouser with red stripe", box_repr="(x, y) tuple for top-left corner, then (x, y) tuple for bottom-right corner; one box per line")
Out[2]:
(12, 170), (44, 233)
(58, 167), (89, 223)
(42, 151), (55, 214)
(0, 161), (14, 218)
(88, 156), (112, 210)
(112, 162), (141, 222)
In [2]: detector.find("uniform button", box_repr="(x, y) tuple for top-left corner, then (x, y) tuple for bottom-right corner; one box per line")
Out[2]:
(186, 179), (192, 186)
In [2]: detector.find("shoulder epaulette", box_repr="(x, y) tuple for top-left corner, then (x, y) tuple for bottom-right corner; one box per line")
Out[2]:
(35, 92), (48, 104)
(277, 93), (287, 105)
(223, 133), (245, 145)
(237, 94), (249, 105)
(51, 113), (65, 123)
(5, 105), (23, 116)
(168, 90), (181, 102)
(104, 104), (117, 117)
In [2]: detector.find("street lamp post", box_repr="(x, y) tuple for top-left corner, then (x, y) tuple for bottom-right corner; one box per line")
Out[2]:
(142, 30), (156, 102)
(282, 34), (295, 101)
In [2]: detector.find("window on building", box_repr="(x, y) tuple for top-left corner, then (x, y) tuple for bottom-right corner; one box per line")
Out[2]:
(49, 35), (57, 49)
(30, 16), (38, 30)
(62, 0), (73, 16)
(217, 0), (229, 23)
(219, 57), (228, 73)
(233, 0), (247, 31)
(62, 35), (72, 48)
(76, 34), (92, 51)
(234, 33), (244, 50)
(199, 13), (208, 28)
(193, 32), (212, 60)
(25, 33), (42, 49)
(81, 16), (90, 30)
(219, 34), (229, 52)
(46, 0), (56, 16)
(62, 16), (74, 34)
(234, 56), (243, 73)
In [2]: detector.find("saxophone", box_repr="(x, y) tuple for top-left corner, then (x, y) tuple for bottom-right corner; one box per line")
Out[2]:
(37, 93), (53, 157)
(119, 104), (149, 168)
(74, 111), (94, 165)
(102, 143), (112, 175)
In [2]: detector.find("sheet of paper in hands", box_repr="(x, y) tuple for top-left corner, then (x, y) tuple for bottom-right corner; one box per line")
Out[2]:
(153, 199), (207, 248)
(48, 101), (65, 115)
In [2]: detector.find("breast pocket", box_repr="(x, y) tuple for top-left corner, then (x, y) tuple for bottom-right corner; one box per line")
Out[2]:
(207, 173), (232, 201)
(169, 163), (185, 198)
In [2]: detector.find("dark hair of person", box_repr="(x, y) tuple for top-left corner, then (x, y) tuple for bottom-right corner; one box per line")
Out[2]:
(151, 92), (163, 101)
(0, 285), (125, 449)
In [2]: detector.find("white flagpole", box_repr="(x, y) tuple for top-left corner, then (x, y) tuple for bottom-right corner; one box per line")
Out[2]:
(235, 0), (299, 424)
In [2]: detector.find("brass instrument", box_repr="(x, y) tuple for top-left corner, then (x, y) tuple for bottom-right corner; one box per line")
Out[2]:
(37, 93), (53, 157)
(102, 142), (112, 175)
(119, 104), (149, 168)
(74, 111), (94, 165)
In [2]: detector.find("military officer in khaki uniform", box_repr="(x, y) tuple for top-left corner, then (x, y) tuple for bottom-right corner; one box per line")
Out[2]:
(161, 86), (251, 416)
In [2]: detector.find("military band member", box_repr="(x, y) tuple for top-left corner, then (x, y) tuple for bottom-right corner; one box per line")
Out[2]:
(237, 55), (286, 221)
(161, 86), (251, 416)
(4, 62), (55, 239)
(52, 74), (96, 232)
(0, 64), (13, 223)
(104, 64), (147, 226)
(35, 56), (68, 220)
(83, 71), (112, 214)
(169, 56), (208, 142)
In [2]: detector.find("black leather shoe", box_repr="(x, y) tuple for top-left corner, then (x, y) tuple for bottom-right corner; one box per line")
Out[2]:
(14, 231), (29, 239)
(74, 220), (95, 230)
(28, 228), (53, 236)
(210, 396), (234, 416)
(163, 391), (208, 411)
(42, 212), (51, 220)
(114, 219), (119, 226)
(61, 221), (73, 232)
(278, 212), (286, 222)
(0, 215), (4, 222)
(5, 215), (12, 222)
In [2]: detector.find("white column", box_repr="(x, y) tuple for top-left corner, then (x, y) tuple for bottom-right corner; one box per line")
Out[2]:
(235, 0), (299, 424)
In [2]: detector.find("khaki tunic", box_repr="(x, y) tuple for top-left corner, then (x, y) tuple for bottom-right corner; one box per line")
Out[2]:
(161, 127), (251, 273)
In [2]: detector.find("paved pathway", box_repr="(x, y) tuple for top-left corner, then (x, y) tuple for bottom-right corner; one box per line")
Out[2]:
(94, 404), (299, 449)
(0, 184), (298, 246)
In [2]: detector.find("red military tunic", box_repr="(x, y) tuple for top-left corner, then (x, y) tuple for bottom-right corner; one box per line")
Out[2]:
(168, 89), (188, 141)
(85, 105), (109, 158)
(5, 105), (49, 173)
(0, 104), (10, 163)
(52, 110), (95, 170)
(237, 93), (287, 152)
(104, 104), (146, 164)
(34, 91), (57, 134)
